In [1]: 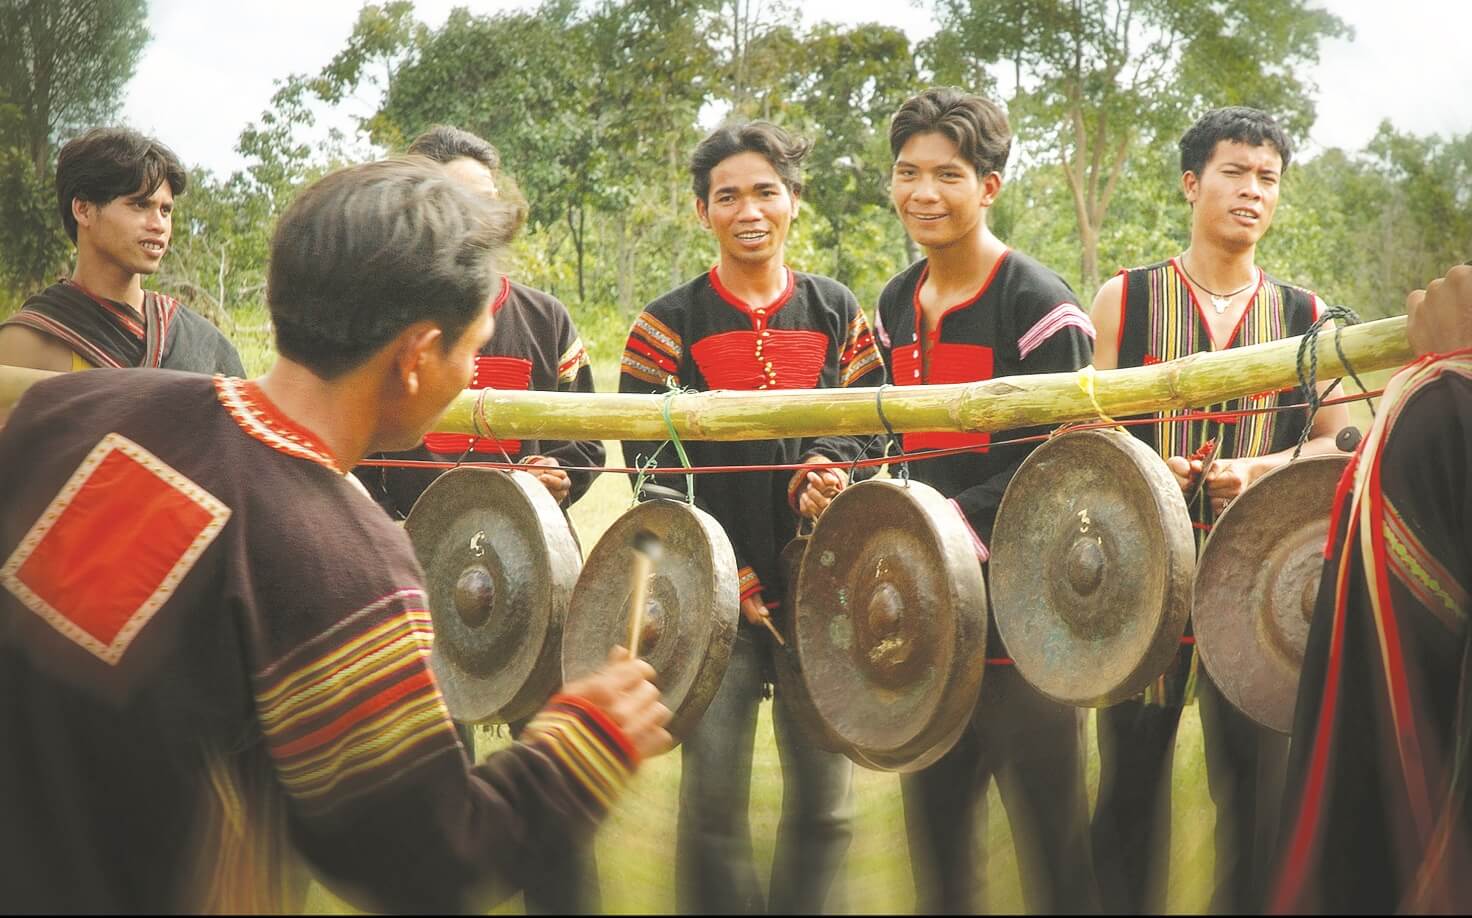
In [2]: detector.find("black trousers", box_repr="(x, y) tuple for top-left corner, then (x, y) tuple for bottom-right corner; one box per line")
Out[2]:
(1090, 671), (1290, 914)
(458, 719), (603, 915)
(901, 665), (1100, 914)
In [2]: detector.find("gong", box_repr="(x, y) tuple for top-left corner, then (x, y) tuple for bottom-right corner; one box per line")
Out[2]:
(1194, 454), (1349, 733)
(794, 478), (988, 772)
(405, 467), (581, 725)
(990, 428), (1195, 707)
(562, 498), (739, 740)
(771, 535), (847, 754)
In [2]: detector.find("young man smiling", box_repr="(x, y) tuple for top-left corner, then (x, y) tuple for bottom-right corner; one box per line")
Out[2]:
(0, 128), (242, 378)
(619, 121), (885, 914)
(1087, 107), (1349, 915)
(873, 86), (1100, 914)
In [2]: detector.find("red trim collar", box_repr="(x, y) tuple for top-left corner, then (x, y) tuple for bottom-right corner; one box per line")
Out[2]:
(490, 275), (512, 316)
(912, 249), (1010, 341)
(214, 376), (343, 473)
(707, 265), (795, 325)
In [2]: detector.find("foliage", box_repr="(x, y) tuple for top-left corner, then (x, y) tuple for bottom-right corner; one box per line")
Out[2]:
(924, 0), (1351, 295)
(0, 0), (150, 300)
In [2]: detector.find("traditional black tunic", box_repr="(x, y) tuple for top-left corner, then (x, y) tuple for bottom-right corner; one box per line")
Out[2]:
(619, 266), (885, 607)
(876, 249), (1100, 914)
(0, 370), (636, 913)
(359, 276), (605, 515)
(2, 279), (244, 373)
(875, 250), (1095, 553)
(1273, 351), (1472, 914)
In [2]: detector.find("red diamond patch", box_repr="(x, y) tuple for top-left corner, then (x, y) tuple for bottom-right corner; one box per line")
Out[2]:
(1, 433), (230, 664)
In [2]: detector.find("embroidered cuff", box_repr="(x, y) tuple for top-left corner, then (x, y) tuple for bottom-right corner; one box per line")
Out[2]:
(522, 693), (638, 814)
(737, 566), (764, 603)
(948, 498), (989, 562)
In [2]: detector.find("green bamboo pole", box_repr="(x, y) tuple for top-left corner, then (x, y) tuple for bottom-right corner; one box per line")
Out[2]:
(0, 315), (1411, 439)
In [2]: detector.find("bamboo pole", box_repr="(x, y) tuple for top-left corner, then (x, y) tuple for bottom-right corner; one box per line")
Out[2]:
(0, 315), (1411, 440)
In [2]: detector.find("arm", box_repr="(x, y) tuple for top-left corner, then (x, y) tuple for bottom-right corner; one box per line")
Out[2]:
(527, 332), (605, 506)
(791, 303), (888, 518)
(1088, 274), (1125, 371)
(252, 584), (668, 913)
(0, 324), (79, 373)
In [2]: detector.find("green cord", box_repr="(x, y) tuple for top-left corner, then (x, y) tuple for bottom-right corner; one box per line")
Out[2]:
(661, 385), (695, 505)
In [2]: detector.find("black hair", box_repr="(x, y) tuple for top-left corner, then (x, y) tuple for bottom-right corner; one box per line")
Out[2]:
(690, 121), (811, 203)
(890, 87), (1012, 177)
(406, 124), (502, 171)
(55, 128), (187, 242)
(267, 157), (518, 379)
(1179, 107), (1293, 177)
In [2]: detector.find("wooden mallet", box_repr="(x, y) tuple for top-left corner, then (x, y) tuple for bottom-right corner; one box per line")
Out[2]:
(626, 529), (663, 657)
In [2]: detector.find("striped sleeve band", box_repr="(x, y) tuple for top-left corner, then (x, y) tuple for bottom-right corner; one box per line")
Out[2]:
(521, 693), (638, 814)
(1017, 303), (1096, 360)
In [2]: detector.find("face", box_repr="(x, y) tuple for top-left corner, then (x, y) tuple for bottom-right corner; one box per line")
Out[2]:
(442, 156), (499, 198)
(695, 151), (797, 269)
(1183, 140), (1282, 250)
(891, 131), (999, 250)
(388, 305), (495, 450)
(76, 180), (174, 275)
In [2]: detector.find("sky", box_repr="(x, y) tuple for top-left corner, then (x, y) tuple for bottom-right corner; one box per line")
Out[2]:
(120, 0), (1472, 177)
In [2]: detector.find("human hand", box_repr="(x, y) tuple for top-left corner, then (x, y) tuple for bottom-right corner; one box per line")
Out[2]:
(740, 593), (771, 628)
(559, 647), (672, 761)
(523, 455), (571, 504)
(1406, 264), (1472, 357)
(1165, 456), (1193, 492)
(1203, 458), (1260, 516)
(790, 457), (848, 519)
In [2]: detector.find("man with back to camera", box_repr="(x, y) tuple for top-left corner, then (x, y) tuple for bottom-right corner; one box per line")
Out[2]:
(1087, 106), (1350, 914)
(0, 157), (671, 913)
(873, 86), (1101, 915)
(0, 127), (242, 382)
(618, 120), (887, 914)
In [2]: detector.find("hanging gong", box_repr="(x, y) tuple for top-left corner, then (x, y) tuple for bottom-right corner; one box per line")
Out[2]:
(771, 535), (847, 754)
(794, 478), (988, 772)
(405, 467), (581, 725)
(1194, 454), (1349, 734)
(990, 428), (1195, 707)
(562, 498), (739, 741)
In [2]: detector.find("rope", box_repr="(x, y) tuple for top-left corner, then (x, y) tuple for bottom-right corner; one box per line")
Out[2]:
(659, 386), (696, 505)
(874, 384), (908, 485)
(1293, 305), (1373, 461)
(470, 388), (520, 468)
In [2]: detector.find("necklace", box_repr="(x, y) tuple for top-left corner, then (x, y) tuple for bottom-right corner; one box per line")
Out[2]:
(1178, 256), (1256, 315)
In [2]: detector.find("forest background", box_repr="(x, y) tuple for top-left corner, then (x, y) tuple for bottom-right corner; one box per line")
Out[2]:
(2, 0), (1469, 376)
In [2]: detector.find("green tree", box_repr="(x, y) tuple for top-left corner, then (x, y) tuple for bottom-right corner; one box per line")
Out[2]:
(925, 0), (1350, 298)
(0, 0), (151, 300)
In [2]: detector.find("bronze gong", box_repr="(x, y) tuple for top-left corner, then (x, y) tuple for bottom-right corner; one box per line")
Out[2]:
(561, 498), (739, 741)
(794, 478), (988, 772)
(771, 534), (847, 754)
(405, 467), (580, 725)
(990, 428), (1195, 707)
(1194, 454), (1350, 733)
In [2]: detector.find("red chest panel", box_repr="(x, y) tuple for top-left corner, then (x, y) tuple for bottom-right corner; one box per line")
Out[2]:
(425, 355), (533, 456)
(892, 342), (994, 452)
(690, 329), (829, 391)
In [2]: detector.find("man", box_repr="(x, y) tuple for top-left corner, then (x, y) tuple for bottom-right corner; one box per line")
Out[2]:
(1272, 264), (1472, 914)
(0, 158), (671, 912)
(357, 123), (611, 918)
(358, 125), (603, 515)
(1087, 106), (1351, 914)
(873, 86), (1100, 915)
(618, 121), (885, 914)
(0, 127), (243, 379)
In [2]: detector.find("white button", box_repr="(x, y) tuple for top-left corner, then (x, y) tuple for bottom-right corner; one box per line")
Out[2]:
(913, 370), (920, 378)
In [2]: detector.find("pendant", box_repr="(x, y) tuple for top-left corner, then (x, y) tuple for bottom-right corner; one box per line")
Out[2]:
(1210, 294), (1230, 315)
